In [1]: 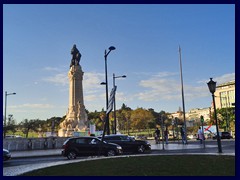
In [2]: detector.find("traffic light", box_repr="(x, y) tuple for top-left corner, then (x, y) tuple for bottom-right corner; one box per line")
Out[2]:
(200, 115), (204, 123)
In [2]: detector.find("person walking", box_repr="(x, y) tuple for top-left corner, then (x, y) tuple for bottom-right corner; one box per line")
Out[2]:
(164, 127), (169, 144)
(180, 126), (186, 144)
(198, 126), (204, 144)
(155, 128), (160, 144)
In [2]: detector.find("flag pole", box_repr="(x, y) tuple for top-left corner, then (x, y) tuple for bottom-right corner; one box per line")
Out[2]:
(179, 46), (188, 144)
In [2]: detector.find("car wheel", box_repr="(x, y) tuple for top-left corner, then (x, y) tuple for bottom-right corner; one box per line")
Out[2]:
(107, 149), (116, 156)
(137, 145), (145, 153)
(67, 151), (77, 160)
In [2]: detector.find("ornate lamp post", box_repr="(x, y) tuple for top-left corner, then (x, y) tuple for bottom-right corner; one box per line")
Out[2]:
(113, 73), (126, 134)
(207, 78), (222, 153)
(103, 46), (116, 135)
(4, 91), (16, 138)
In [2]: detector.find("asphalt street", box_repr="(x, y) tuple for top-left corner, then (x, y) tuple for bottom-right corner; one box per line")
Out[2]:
(3, 139), (235, 176)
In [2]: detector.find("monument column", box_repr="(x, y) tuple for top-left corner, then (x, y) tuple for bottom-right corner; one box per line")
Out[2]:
(58, 44), (88, 137)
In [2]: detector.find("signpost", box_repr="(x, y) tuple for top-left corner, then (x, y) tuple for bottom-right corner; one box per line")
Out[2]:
(107, 86), (117, 114)
(200, 115), (206, 149)
(101, 86), (117, 141)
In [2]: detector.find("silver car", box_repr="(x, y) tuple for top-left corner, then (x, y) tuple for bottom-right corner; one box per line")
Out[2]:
(3, 149), (11, 161)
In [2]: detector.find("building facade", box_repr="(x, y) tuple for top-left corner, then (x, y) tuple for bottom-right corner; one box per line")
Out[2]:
(214, 80), (235, 109)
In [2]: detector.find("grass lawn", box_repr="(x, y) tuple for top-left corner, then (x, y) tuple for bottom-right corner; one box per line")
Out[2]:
(20, 155), (235, 176)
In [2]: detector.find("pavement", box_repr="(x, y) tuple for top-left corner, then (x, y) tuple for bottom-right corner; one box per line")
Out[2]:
(3, 140), (235, 176)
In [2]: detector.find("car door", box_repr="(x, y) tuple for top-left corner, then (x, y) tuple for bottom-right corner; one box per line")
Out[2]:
(120, 136), (136, 152)
(109, 135), (132, 152)
(88, 138), (104, 156)
(74, 138), (91, 156)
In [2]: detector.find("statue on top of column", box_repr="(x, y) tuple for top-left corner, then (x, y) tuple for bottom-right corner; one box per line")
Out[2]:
(70, 44), (82, 67)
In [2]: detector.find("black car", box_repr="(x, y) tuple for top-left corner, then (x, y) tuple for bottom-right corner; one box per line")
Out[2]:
(213, 132), (232, 139)
(101, 134), (151, 154)
(3, 149), (11, 161)
(62, 136), (123, 160)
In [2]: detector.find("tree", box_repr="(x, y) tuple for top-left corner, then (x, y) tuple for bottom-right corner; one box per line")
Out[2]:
(88, 110), (104, 131)
(217, 107), (235, 131)
(3, 114), (17, 136)
(19, 119), (41, 138)
(148, 108), (159, 128)
(130, 108), (154, 131)
(45, 117), (62, 132)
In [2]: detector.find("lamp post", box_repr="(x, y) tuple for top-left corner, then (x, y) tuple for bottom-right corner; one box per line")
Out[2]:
(207, 78), (222, 153)
(103, 46), (116, 135)
(4, 91), (16, 138)
(113, 73), (126, 134)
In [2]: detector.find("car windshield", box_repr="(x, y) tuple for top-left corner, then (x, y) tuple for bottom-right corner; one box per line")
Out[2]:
(120, 136), (134, 141)
(95, 137), (107, 144)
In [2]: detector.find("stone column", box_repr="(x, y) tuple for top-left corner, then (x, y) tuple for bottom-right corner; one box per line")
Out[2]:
(58, 45), (88, 137)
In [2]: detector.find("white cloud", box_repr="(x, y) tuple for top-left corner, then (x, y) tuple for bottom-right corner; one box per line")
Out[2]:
(138, 75), (180, 101)
(43, 73), (68, 86)
(43, 66), (62, 72)
(214, 73), (235, 84)
(115, 92), (131, 102)
(136, 72), (235, 102)
(197, 73), (235, 84)
(43, 71), (105, 90)
(153, 72), (177, 78)
(9, 103), (54, 109)
(83, 72), (105, 90)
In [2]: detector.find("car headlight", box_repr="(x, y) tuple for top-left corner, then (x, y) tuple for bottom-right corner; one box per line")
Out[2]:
(117, 146), (122, 150)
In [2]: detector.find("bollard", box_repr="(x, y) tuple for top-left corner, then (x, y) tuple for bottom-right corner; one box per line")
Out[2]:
(44, 138), (48, 149)
(27, 139), (32, 150)
(52, 138), (56, 149)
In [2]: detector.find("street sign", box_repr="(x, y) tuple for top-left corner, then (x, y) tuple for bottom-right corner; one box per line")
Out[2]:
(106, 86), (117, 114)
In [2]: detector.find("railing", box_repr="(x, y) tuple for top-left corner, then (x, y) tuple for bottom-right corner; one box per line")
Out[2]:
(3, 137), (69, 151)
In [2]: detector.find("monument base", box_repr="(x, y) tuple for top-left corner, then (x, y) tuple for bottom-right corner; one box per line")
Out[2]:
(58, 126), (89, 137)
(58, 129), (74, 137)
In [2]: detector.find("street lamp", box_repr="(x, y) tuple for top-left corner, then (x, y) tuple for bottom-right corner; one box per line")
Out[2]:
(113, 73), (126, 134)
(207, 78), (222, 153)
(4, 91), (16, 138)
(103, 46), (116, 135)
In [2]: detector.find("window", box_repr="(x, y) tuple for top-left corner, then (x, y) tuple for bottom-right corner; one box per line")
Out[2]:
(120, 136), (129, 141)
(107, 136), (121, 140)
(76, 138), (87, 144)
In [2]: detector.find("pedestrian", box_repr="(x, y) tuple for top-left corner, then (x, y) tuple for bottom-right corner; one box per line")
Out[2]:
(164, 127), (169, 144)
(180, 126), (186, 144)
(155, 128), (160, 144)
(198, 126), (204, 144)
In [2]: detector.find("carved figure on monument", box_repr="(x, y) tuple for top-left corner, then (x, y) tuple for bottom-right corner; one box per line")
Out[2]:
(77, 101), (81, 120)
(70, 44), (81, 67)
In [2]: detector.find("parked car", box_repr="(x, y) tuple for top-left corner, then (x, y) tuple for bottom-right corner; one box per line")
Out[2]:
(188, 134), (197, 140)
(5, 135), (22, 138)
(100, 134), (151, 154)
(61, 137), (123, 160)
(212, 132), (233, 139)
(3, 149), (11, 161)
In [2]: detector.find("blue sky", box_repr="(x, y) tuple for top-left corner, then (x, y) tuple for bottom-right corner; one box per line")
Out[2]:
(3, 4), (235, 123)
